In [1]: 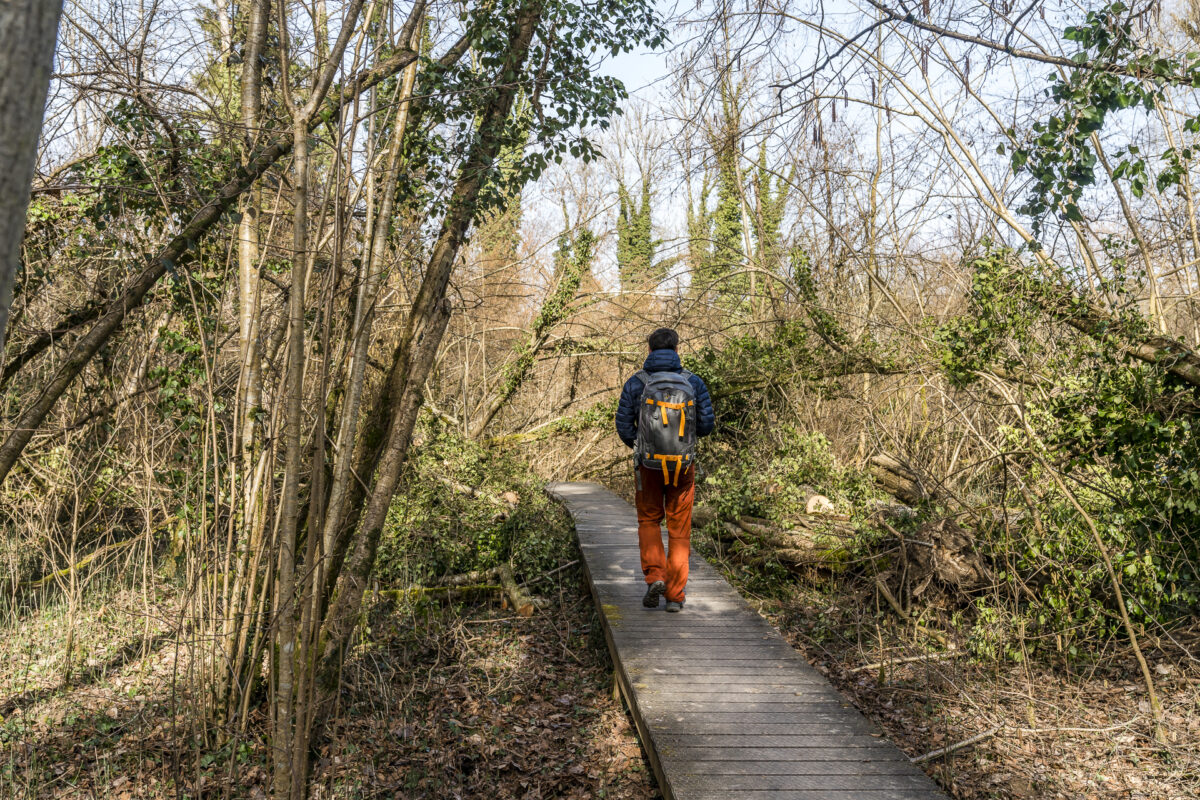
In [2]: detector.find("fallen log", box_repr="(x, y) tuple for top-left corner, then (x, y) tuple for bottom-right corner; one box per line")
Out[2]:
(869, 453), (936, 505)
(866, 499), (916, 521)
(377, 585), (502, 604)
(429, 564), (534, 616)
(734, 517), (820, 549)
(805, 493), (837, 514)
(719, 521), (849, 569)
(692, 505), (718, 528)
(438, 476), (519, 510)
(876, 517), (992, 596)
(436, 567), (502, 587)
(794, 484), (837, 515)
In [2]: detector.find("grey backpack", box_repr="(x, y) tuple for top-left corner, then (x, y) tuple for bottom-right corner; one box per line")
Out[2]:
(633, 369), (698, 485)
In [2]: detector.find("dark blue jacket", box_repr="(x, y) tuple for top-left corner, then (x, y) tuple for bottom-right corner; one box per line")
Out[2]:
(615, 349), (715, 447)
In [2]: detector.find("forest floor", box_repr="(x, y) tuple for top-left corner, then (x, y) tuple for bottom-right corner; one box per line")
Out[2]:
(7, 495), (1200, 800)
(697, 528), (1200, 800)
(0, 569), (659, 799)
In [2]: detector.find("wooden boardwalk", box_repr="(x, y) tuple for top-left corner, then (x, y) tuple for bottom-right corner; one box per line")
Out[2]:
(548, 481), (948, 800)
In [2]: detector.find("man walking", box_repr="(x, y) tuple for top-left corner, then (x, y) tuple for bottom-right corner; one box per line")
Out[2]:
(615, 328), (715, 612)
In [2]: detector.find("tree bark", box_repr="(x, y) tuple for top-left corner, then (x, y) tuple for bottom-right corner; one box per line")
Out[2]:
(272, 114), (310, 800)
(498, 564), (534, 616)
(235, 0), (270, 458)
(219, 0), (271, 725)
(0, 0), (65, 358)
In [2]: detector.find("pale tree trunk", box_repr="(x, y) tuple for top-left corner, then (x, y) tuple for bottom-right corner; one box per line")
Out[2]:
(214, 0), (233, 58)
(269, 0), (369, 794)
(220, 0), (271, 721)
(0, 0), (65, 357)
(236, 0), (270, 457)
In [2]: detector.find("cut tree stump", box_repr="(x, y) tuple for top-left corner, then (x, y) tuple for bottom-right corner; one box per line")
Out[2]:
(497, 564), (534, 617)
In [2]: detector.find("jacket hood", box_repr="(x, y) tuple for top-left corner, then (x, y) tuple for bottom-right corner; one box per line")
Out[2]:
(643, 348), (683, 373)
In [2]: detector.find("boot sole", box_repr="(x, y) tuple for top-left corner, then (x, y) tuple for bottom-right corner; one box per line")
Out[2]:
(643, 580), (666, 608)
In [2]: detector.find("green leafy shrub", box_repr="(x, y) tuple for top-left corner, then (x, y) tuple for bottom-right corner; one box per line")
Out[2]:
(938, 247), (1200, 649)
(699, 425), (881, 523)
(374, 416), (574, 587)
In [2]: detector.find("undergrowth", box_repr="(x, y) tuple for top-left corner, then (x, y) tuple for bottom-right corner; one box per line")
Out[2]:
(685, 315), (1200, 668)
(374, 416), (575, 587)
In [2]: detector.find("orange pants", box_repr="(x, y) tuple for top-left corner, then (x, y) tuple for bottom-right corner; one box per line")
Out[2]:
(635, 464), (695, 603)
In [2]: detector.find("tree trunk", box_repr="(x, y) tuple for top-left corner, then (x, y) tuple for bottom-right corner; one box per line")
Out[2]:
(0, 0), (65, 357)
(272, 113), (310, 800)
(220, 0), (271, 723)
(235, 0), (270, 458)
(313, 0), (546, 729)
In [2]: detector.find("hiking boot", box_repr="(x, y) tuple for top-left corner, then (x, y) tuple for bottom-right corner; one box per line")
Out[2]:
(642, 580), (666, 608)
(665, 600), (683, 613)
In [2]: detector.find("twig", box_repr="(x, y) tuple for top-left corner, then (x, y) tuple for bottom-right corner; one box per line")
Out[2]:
(1014, 721), (1136, 735)
(910, 726), (999, 764)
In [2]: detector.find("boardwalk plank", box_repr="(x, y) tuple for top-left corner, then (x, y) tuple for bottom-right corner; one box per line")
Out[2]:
(548, 482), (947, 800)
(658, 746), (907, 761)
(662, 760), (924, 776)
(687, 792), (945, 800)
(653, 734), (892, 748)
(671, 775), (936, 791)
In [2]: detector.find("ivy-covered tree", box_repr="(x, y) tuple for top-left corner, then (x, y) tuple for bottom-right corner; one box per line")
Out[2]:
(686, 172), (712, 284)
(616, 176), (660, 291)
(751, 142), (789, 273)
(692, 78), (748, 304)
